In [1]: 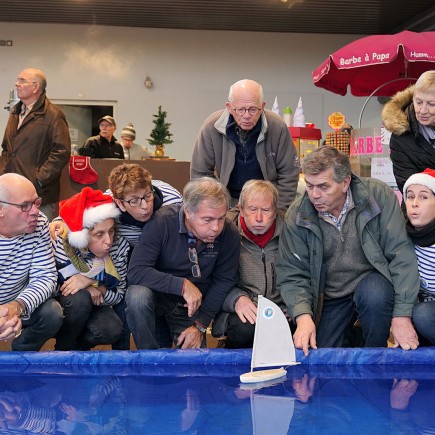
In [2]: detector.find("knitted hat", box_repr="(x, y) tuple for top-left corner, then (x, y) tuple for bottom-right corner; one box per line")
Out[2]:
(98, 115), (116, 127)
(403, 168), (435, 197)
(59, 187), (120, 249)
(121, 122), (136, 140)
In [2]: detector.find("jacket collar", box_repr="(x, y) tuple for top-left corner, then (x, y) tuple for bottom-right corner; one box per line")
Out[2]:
(214, 108), (269, 143)
(296, 174), (381, 229)
(12, 92), (47, 116)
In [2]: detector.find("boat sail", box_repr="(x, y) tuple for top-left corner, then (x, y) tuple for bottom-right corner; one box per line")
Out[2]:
(240, 295), (299, 383)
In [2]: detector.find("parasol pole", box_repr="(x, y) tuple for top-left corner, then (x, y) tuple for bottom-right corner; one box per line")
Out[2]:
(358, 77), (417, 128)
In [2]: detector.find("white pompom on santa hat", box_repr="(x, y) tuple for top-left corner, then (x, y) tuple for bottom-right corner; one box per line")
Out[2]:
(403, 168), (435, 197)
(59, 187), (120, 249)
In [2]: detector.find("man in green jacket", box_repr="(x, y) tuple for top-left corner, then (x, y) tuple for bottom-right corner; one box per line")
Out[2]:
(277, 146), (420, 356)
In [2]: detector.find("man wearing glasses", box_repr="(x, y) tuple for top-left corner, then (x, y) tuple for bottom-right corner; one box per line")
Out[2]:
(126, 177), (240, 349)
(81, 116), (124, 159)
(0, 173), (63, 350)
(1, 68), (71, 221)
(191, 79), (299, 210)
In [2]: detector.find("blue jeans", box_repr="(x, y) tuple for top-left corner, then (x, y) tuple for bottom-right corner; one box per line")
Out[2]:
(11, 298), (63, 351)
(413, 301), (435, 345)
(316, 271), (394, 348)
(112, 299), (131, 350)
(55, 289), (123, 350)
(111, 299), (173, 349)
(125, 285), (203, 349)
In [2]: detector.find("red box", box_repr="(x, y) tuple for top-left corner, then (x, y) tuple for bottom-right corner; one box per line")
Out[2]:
(289, 127), (322, 140)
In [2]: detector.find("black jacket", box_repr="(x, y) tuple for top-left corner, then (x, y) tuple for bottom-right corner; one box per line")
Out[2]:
(381, 85), (435, 193)
(81, 135), (124, 159)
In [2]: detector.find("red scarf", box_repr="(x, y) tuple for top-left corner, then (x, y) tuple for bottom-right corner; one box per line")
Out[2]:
(240, 215), (276, 248)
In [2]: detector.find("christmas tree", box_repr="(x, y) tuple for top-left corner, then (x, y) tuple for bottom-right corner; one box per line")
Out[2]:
(147, 105), (173, 148)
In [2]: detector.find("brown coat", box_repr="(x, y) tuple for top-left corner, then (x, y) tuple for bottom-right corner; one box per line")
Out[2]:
(2, 93), (71, 205)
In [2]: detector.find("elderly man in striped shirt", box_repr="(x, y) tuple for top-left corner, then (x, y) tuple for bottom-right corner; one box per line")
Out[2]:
(0, 173), (63, 350)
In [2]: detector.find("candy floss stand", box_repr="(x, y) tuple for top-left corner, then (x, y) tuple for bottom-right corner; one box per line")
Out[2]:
(350, 127), (400, 198)
(289, 126), (322, 167)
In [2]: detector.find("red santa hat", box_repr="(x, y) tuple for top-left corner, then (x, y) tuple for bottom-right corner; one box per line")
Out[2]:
(59, 187), (120, 249)
(403, 168), (435, 197)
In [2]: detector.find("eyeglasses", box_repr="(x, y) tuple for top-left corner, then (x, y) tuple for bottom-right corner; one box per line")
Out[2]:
(0, 197), (42, 212)
(121, 190), (154, 207)
(187, 233), (201, 278)
(188, 246), (201, 278)
(233, 107), (261, 116)
(16, 79), (37, 85)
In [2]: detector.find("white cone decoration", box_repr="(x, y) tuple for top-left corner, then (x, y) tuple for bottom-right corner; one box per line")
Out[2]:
(272, 96), (280, 115)
(293, 97), (306, 127)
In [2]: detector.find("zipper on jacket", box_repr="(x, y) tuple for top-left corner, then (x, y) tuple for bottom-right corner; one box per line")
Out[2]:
(271, 262), (275, 295)
(262, 250), (268, 295)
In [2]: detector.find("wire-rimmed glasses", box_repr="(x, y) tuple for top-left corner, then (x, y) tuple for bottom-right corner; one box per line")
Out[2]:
(232, 107), (261, 116)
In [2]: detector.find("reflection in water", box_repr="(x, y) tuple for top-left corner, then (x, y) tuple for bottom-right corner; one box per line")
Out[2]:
(0, 364), (433, 434)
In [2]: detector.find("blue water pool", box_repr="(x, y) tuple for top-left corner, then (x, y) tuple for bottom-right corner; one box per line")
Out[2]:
(0, 348), (433, 434)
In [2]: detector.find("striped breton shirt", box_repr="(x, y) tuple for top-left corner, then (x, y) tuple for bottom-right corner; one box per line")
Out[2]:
(52, 235), (130, 306)
(106, 179), (183, 246)
(0, 213), (57, 318)
(151, 180), (182, 205)
(415, 244), (435, 301)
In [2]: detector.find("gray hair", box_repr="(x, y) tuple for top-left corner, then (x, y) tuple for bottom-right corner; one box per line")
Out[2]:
(302, 146), (351, 183)
(414, 70), (435, 94)
(239, 179), (278, 211)
(183, 177), (230, 214)
(228, 79), (264, 105)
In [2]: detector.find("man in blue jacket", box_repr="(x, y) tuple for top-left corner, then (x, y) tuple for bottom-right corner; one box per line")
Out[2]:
(126, 177), (240, 349)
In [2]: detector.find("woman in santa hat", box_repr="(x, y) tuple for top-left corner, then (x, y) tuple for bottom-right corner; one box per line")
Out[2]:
(52, 187), (130, 350)
(403, 168), (435, 345)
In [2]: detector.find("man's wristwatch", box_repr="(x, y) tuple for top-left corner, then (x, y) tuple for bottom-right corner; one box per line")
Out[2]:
(15, 300), (27, 318)
(193, 321), (207, 334)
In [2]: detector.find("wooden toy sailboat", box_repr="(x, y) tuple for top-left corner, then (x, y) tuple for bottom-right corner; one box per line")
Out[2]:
(240, 295), (300, 383)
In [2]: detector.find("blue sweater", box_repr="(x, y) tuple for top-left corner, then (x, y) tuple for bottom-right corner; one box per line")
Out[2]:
(128, 204), (240, 326)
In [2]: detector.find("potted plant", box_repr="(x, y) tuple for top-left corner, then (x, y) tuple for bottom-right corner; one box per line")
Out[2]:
(147, 105), (173, 157)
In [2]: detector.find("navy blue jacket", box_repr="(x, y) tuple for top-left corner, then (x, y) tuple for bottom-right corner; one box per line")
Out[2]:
(128, 204), (240, 326)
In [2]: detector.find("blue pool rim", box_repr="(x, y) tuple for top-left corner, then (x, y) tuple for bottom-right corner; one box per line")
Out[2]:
(0, 347), (434, 366)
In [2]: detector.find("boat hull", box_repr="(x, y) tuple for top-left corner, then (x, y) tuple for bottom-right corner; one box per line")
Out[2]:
(240, 367), (287, 384)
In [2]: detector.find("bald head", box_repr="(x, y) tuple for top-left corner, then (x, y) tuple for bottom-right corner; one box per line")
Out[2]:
(0, 173), (35, 201)
(228, 79), (264, 105)
(20, 68), (47, 92)
(0, 174), (40, 238)
(226, 79), (266, 131)
(16, 68), (47, 107)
